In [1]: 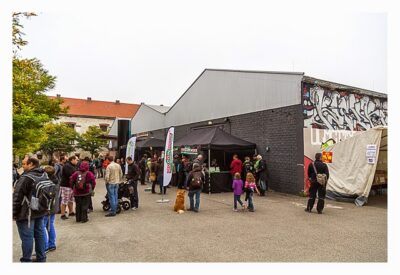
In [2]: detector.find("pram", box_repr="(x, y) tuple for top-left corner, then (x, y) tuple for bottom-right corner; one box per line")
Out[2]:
(101, 181), (133, 214)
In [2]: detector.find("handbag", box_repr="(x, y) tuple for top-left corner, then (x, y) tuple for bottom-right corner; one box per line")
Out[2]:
(312, 163), (327, 186)
(149, 172), (156, 182)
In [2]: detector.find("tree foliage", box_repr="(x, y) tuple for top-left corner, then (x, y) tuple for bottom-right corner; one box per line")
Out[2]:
(39, 123), (78, 157)
(12, 12), (67, 157)
(77, 126), (108, 158)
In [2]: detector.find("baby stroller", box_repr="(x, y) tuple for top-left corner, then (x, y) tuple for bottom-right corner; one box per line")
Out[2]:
(101, 182), (133, 214)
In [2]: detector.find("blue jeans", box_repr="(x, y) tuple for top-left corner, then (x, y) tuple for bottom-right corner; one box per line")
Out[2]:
(248, 193), (254, 210)
(43, 214), (56, 250)
(106, 183), (119, 214)
(188, 189), (201, 210)
(16, 216), (47, 262)
(234, 195), (243, 209)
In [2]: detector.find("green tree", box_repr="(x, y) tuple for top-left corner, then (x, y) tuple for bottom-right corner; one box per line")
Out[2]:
(12, 12), (67, 157)
(77, 126), (108, 158)
(39, 123), (78, 158)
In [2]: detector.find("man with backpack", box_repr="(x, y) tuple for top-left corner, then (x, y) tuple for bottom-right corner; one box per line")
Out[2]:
(13, 156), (53, 262)
(185, 163), (205, 212)
(305, 153), (330, 214)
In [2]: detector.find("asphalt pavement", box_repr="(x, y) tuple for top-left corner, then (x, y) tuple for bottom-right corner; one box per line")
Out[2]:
(12, 178), (387, 262)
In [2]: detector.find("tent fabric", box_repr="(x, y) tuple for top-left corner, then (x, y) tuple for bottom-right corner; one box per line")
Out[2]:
(174, 127), (256, 150)
(324, 127), (386, 206)
(136, 138), (165, 148)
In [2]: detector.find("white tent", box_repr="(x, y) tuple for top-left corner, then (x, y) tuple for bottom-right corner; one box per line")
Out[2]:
(324, 126), (387, 206)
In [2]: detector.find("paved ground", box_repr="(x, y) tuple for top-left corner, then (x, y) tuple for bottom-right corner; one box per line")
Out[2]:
(13, 178), (387, 262)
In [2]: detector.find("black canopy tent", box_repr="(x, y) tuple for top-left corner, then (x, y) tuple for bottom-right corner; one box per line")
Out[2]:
(135, 138), (165, 161)
(175, 127), (256, 193)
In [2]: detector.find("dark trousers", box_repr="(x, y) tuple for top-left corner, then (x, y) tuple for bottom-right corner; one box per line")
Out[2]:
(129, 180), (139, 208)
(151, 180), (157, 193)
(158, 175), (166, 194)
(88, 196), (93, 210)
(307, 181), (326, 213)
(140, 169), (146, 185)
(74, 195), (90, 222)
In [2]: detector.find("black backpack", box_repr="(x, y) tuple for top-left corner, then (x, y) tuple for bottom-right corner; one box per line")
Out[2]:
(22, 172), (57, 213)
(191, 171), (204, 189)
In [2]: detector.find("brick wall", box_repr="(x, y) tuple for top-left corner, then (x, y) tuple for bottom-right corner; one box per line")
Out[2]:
(151, 104), (304, 194)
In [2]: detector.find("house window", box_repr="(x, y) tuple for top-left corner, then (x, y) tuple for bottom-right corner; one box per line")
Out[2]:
(99, 123), (109, 132)
(64, 122), (76, 130)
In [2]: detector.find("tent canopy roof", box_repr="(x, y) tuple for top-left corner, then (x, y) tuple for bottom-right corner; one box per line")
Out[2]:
(175, 127), (256, 150)
(136, 138), (165, 148)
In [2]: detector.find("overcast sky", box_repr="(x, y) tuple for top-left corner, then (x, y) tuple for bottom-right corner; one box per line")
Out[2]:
(18, 2), (386, 107)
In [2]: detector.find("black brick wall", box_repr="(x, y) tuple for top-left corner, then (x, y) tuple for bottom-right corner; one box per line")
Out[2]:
(150, 104), (304, 194)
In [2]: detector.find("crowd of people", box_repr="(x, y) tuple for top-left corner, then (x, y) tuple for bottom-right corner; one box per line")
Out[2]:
(12, 150), (329, 262)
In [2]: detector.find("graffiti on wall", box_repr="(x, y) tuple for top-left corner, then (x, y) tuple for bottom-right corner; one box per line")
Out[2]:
(303, 84), (387, 130)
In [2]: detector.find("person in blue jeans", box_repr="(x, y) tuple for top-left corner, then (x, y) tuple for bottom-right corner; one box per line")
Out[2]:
(42, 165), (60, 252)
(185, 163), (205, 212)
(13, 156), (47, 262)
(104, 156), (123, 217)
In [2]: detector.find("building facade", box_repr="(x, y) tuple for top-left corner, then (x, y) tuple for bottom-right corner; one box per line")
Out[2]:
(130, 69), (387, 194)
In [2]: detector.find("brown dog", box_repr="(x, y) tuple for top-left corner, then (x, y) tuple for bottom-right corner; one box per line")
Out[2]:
(173, 189), (185, 212)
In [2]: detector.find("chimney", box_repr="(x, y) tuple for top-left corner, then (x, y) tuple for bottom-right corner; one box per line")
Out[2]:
(87, 97), (92, 101)
(56, 94), (61, 98)
(115, 100), (120, 104)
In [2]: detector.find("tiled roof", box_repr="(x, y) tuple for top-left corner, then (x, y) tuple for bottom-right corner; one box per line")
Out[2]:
(49, 96), (140, 118)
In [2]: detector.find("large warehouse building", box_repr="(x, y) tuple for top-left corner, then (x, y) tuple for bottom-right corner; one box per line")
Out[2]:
(130, 69), (388, 194)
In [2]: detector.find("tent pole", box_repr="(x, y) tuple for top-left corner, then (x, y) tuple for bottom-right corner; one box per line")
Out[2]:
(208, 148), (211, 195)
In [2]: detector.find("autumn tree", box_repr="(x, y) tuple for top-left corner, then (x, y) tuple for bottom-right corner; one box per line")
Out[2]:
(39, 123), (78, 158)
(12, 12), (67, 157)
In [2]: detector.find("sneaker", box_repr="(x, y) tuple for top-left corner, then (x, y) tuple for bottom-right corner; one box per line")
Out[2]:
(187, 208), (194, 211)
(48, 247), (56, 252)
(105, 213), (116, 217)
(81, 220), (88, 223)
(317, 211), (323, 214)
(131, 207), (137, 211)
(304, 208), (311, 213)
(69, 212), (76, 217)
(233, 208), (238, 212)
(61, 215), (68, 220)
(193, 208), (199, 213)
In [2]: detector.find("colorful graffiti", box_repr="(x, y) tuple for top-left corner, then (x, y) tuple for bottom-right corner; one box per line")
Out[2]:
(303, 84), (387, 130)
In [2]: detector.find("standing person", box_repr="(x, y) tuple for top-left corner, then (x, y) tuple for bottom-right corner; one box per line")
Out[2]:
(305, 153), (330, 214)
(60, 155), (78, 220)
(230, 154), (243, 177)
(104, 156), (123, 217)
(185, 163), (205, 212)
(182, 155), (192, 188)
(70, 162), (96, 223)
(254, 154), (268, 196)
(232, 172), (245, 211)
(242, 156), (254, 178)
(82, 158), (94, 212)
(13, 163), (20, 186)
(146, 157), (152, 183)
(156, 158), (166, 194)
(244, 172), (260, 212)
(138, 155), (147, 185)
(55, 155), (66, 214)
(102, 156), (110, 179)
(96, 156), (104, 178)
(42, 165), (60, 252)
(120, 158), (126, 175)
(126, 157), (140, 210)
(13, 156), (48, 262)
(176, 155), (185, 189)
(150, 158), (158, 194)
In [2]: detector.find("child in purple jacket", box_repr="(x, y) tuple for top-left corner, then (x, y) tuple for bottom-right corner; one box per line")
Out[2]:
(232, 173), (245, 211)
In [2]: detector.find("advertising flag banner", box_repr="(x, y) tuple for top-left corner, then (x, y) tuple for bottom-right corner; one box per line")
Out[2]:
(125, 136), (137, 174)
(163, 127), (174, 186)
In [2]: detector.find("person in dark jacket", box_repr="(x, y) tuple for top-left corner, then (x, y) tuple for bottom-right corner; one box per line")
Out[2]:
(150, 158), (158, 194)
(185, 163), (205, 212)
(60, 155), (78, 220)
(126, 157), (141, 210)
(42, 165), (60, 253)
(254, 155), (268, 196)
(13, 156), (47, 262)
(70, 161), (96, 223)
(305, 153), (330, 214)
(138, 155), (147, 185)
(156, 158), (166, 194)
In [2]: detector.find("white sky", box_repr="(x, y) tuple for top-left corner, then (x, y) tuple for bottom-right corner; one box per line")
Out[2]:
(17, 2), (387, 106)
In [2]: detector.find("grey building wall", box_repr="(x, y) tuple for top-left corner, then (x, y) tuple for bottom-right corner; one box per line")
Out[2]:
(152, 104), (304, 194)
